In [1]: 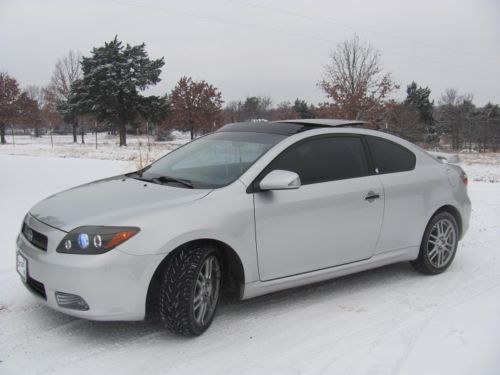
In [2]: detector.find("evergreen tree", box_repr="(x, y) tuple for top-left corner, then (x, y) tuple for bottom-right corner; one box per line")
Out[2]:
(405, 82), (438, 144)
(68, 36), (168, 146)
(293, 99), (314, 119)
(480, 103), (500, 152)
(240, 96), (272, 121)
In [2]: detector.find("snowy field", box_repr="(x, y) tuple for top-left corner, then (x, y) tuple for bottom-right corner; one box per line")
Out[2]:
(0, 132), (190, 165)
(0, 142), (499, 374)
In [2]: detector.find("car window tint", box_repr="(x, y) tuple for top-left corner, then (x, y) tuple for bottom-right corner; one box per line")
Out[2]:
(269, 136), (368, 185)
(144, 132), (285, 188)
(367, 137), (416, 174)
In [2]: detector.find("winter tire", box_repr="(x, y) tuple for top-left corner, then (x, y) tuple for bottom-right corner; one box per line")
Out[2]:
(411, 212), (459, 275)
(159, 243), (222, 336)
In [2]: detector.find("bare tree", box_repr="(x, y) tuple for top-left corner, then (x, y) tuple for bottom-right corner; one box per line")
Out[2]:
(269, 101), (299, 120)
(22, 85), (44, 137)
(319, 35), (398, 125)
(437, 89), (474, 150)
(49, 50), (81, 142)
(387, 103), (424, 143)
(224, 101), (244, 123)
(25, 85), (42, 102)
(51, 51), (81, 98)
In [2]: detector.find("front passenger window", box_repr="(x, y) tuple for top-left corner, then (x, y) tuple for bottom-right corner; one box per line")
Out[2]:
(268, 136), (368, 185)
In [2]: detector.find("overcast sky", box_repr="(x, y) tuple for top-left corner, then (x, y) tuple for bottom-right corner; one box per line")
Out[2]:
(1, 0), (499, 106)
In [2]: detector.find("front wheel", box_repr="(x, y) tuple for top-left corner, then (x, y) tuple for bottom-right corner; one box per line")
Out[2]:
(159, 243), (222, 336)
(411, 212), (459, 275)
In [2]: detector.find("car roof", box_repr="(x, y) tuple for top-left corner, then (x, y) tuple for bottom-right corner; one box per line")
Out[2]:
(217, 119), (366, 136)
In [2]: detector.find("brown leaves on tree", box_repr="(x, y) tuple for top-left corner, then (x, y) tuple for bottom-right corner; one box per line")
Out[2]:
(0, 72), (21, 143)
(318, 35), (398, 126)
(168, 77), (223, 139)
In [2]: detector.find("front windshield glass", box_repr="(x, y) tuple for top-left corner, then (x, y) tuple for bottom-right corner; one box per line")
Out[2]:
(140, 132), (285, 189)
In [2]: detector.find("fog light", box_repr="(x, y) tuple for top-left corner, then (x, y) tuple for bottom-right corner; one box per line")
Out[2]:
(55, 292), (89, 311)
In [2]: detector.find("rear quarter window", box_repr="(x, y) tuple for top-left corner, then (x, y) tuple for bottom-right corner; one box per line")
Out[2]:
(367, 136), (416, 174)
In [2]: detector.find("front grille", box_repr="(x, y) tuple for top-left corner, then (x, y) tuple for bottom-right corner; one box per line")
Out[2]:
(26, 275), (47, 299)
(22, 223), (48, 251)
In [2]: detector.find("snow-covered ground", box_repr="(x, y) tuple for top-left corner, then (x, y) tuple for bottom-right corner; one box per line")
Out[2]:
(0, 145), (499, 374)
(0, 132), (190, 164)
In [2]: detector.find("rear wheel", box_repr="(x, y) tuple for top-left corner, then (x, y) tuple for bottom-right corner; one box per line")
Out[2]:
(411, 212), (459, 275)
(159, 243), (222, 336)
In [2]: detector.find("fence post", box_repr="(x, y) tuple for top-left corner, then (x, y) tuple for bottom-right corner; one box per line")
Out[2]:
(146, 121), (150, 152)
(50, 121), (53, 148)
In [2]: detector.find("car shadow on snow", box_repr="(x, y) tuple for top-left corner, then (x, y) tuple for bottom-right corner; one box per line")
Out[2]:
(28, 261), (422, 342)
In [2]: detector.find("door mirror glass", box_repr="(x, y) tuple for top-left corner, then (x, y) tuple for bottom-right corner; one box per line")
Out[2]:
(259, 170), (301, 191)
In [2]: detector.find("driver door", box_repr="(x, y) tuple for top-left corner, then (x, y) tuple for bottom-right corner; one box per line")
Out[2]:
(253, 135), (384, 281)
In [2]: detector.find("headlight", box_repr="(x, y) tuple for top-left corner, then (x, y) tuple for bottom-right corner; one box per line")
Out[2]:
(56, 226), (140, 254)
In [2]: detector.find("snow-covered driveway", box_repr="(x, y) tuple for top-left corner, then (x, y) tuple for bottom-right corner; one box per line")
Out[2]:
(1, 155), (499, 375)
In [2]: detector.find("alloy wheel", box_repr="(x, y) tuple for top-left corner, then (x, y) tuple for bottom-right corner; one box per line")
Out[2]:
(193, 255), (221, 326)
(427, 218), (457, 268)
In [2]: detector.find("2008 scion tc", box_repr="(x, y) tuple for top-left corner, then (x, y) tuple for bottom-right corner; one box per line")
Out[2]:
(16, 119), (471, 336)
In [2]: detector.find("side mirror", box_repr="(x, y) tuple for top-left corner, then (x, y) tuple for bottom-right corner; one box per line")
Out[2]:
(259, 170), (301, 191)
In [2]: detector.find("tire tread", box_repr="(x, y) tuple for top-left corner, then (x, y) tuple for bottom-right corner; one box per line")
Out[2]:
(411, 212), (458, 275)
(158, 243), (219, 336)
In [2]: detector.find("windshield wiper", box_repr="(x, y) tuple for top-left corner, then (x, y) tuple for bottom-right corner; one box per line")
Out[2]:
(153, 176), (194, 189)
(128, 172), (154, 183)
(128, 172), (194, 188)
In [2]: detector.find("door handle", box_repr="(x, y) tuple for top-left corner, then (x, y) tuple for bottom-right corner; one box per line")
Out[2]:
(365, 191), (380, 201)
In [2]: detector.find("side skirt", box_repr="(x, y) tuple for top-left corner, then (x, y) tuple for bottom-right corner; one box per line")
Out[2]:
(241, 247), (419, 300)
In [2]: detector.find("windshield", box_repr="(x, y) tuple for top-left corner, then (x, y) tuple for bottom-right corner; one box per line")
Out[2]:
(138, 132), (285, 189)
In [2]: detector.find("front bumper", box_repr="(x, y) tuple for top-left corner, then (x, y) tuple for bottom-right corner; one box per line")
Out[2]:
(17, 215), (163, 321)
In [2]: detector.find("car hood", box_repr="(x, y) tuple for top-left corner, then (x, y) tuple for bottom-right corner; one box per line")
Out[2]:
(29, 176), (211, 232)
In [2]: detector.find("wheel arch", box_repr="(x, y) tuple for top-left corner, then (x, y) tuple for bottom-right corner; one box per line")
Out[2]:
(145, 238), (245, 319)
(431, 204), (463, 238)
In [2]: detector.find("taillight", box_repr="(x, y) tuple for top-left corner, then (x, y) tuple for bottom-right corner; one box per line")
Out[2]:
(461, 171), (468, 186)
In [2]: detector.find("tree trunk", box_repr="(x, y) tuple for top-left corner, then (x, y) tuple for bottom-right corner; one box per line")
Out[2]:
(72, 123), (78, 143)
(119, 123), (127, 146)
(81, 123), (85, 144)
(190, 127), (194, 140)
(34, 124), (40, 138)
(0, 124), (6, 144)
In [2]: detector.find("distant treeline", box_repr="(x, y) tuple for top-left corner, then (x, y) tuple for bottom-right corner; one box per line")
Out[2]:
(1, 36), (498, 151)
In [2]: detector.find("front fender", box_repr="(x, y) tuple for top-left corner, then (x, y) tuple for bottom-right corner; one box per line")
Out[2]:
(117, 181), (259, 283)
(156, 229), (258, 283)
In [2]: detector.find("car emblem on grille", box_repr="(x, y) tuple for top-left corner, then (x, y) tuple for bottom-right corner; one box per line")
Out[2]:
(27, 228), (34, 242)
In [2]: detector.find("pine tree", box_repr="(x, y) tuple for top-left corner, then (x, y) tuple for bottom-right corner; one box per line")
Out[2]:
(68, 36), (168, 146)
(405, 82), (438, 144)
(293, 99), (314, 119)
